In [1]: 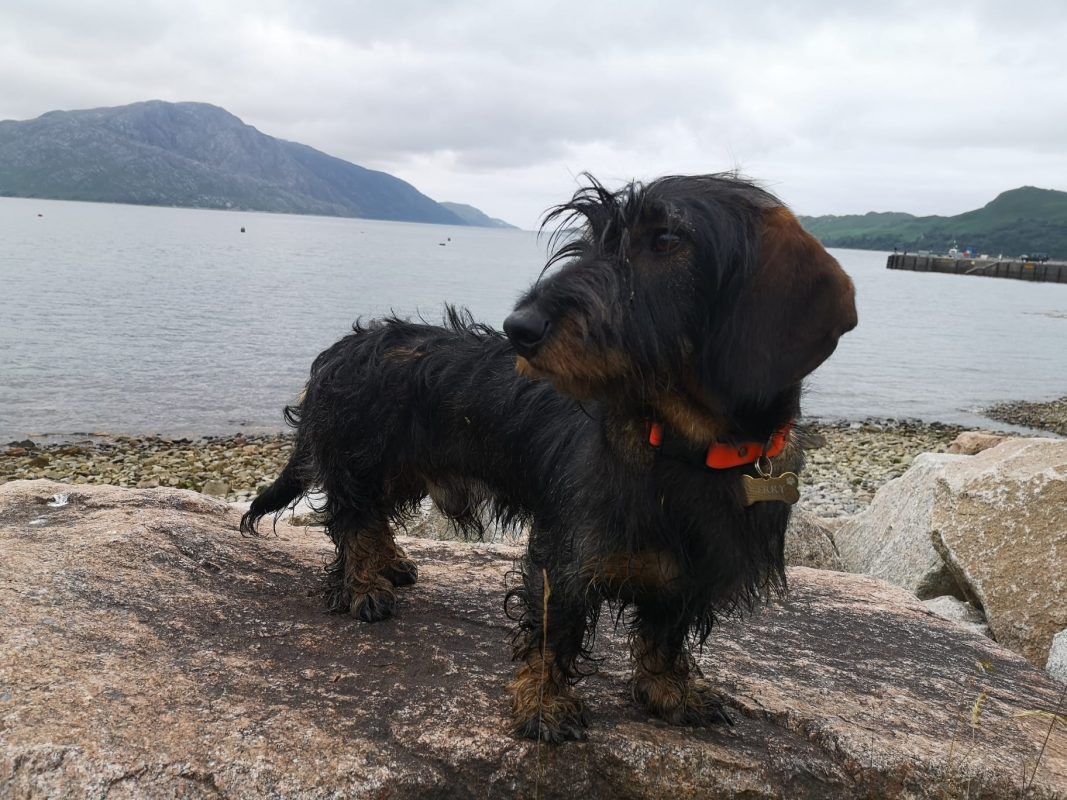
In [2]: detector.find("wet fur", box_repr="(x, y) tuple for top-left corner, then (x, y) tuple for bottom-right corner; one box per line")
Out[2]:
(242, 173), (857, 742)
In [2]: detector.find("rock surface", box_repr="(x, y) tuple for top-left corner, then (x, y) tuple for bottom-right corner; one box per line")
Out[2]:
(834, 453), (969, 598)
(931, 438), (1067, 667)
(2, 480), (1065, 799)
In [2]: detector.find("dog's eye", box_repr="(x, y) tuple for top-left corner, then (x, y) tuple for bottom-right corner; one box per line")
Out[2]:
(651, 231), (682, 254)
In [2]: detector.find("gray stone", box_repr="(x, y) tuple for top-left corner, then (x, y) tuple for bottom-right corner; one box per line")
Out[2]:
(834, 453), (968, 598)
(923, 595), (992, 638)
(3, 479), (1066, 799)
(1047, 629), (1067, 682)
(200, 478), (230, 497)
(947, 431), (1010, 455)
(783, 510), (842, 570)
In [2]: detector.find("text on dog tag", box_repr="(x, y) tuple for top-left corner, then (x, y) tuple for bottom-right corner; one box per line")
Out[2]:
(741, 472), (800, 506)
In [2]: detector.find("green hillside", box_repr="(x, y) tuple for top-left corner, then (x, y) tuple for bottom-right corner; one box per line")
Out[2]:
(799, 187), (1067, 259)
(0, 101), (504, 226)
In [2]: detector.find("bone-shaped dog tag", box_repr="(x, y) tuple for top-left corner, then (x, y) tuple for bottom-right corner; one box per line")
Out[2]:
(741, 472), (800, 506)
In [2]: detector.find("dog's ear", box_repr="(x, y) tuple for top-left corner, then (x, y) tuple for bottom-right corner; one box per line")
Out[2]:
(713, 206), (857, 404)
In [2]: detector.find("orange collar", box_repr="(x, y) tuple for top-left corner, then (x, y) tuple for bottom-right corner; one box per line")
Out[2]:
(647, 421), (793, 469)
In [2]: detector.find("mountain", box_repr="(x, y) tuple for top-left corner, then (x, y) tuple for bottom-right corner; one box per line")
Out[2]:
(799, 187), (1067, 258)
(439, 202), (516, 229)
(0, 101), (481, 226)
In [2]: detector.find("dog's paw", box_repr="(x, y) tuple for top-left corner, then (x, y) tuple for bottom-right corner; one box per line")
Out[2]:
(633, 676), (734, 727)
(349, 585), (397, 622)
(513, 705), (589, 744)
(678, 681), (735, 727)
(380, 557), (418, 587)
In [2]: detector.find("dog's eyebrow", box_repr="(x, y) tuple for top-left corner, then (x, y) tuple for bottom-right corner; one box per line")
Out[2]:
(633, 193), (686, 226)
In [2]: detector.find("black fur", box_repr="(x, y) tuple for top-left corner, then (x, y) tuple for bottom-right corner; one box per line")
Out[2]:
(242, 173), (857, 742)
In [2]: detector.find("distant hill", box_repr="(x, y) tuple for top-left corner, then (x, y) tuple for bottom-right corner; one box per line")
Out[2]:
(439, 202), (516, 229)
(0, 101), (496, 226)
(799, 187), (1067, 259)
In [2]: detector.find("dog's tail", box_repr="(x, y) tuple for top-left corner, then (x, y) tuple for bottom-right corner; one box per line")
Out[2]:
(240, 436), (310, 536)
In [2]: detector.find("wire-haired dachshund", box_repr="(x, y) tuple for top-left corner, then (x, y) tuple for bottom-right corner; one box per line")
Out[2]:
(242, 173), (857, 742)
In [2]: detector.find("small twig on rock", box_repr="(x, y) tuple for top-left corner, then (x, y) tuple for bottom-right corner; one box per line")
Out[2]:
(1025, 682), (1066, 793)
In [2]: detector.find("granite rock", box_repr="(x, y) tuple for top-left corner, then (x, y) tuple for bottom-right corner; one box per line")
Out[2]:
(2, 480), (1065, 799)
(931, 438), (1067, 667)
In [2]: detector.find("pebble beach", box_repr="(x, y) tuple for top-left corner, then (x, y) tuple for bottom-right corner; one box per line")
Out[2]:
(4, 395), (1065, 518)
(10, 408), (1061, 519)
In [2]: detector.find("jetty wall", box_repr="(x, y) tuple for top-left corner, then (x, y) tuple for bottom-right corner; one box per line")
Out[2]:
(887, 253), (1067, 283)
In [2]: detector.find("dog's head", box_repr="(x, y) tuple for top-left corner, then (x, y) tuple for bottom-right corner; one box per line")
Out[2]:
(503, 174), (857, 427)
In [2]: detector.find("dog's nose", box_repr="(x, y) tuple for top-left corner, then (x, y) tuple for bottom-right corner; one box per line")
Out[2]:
(504, 307), (551, 357)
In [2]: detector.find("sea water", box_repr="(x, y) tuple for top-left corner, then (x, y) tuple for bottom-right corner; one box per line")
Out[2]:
(1, 197), (1064, 439)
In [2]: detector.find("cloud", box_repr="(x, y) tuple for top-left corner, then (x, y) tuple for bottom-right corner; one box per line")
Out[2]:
(2, 0), (1066, 226)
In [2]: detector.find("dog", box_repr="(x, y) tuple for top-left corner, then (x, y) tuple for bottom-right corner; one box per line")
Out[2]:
(242, 173), (857, 742)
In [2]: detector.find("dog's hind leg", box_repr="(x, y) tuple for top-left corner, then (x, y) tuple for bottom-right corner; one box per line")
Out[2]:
(628, 608), (733, 727)
(324, 511), (413, 622)
(508, 555), (592, 743)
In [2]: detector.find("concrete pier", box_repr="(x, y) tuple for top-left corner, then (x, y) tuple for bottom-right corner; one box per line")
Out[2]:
(887, 253), (1067, 283)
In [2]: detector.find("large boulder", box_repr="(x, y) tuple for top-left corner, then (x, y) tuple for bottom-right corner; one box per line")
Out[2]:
(2, 480), (1065, 799)
(834, 453), (969, 598)
(930, 438), (1067, 667)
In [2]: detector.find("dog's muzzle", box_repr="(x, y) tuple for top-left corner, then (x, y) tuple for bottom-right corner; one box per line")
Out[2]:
(503, 306), (552, 358)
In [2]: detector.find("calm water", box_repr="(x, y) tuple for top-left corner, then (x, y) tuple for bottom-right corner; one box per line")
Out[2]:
(1, 197), (1065, 440)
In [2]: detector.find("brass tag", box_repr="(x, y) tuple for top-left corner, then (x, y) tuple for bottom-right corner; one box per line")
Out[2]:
(741, 472), (800, 506)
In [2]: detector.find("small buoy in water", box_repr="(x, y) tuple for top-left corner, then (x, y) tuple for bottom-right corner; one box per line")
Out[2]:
(447, 237), (451, 242)
(240, 227), (246, 233)
(37, 213), (43, 217)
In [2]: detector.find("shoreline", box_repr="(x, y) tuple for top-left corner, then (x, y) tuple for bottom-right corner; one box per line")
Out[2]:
(3, 399), (1063, 518)
(0, 417), (992, 518)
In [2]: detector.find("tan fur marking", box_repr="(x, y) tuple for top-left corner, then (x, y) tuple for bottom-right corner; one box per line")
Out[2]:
(515, 319), (630, 399)
(653, 389), (728, 445)
(510, 647), (584, 734)
(343, 524), (399, 610)
(391, 539), (411, 564)
(630, 635), (701, 724)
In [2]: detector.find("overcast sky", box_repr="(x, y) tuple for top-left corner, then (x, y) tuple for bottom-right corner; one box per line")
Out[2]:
(2, 1), (1066, 228)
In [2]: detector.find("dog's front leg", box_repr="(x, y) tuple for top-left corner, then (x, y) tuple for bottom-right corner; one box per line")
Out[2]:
(629, 605), (733, 727)
(509, 559), (591, 743)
